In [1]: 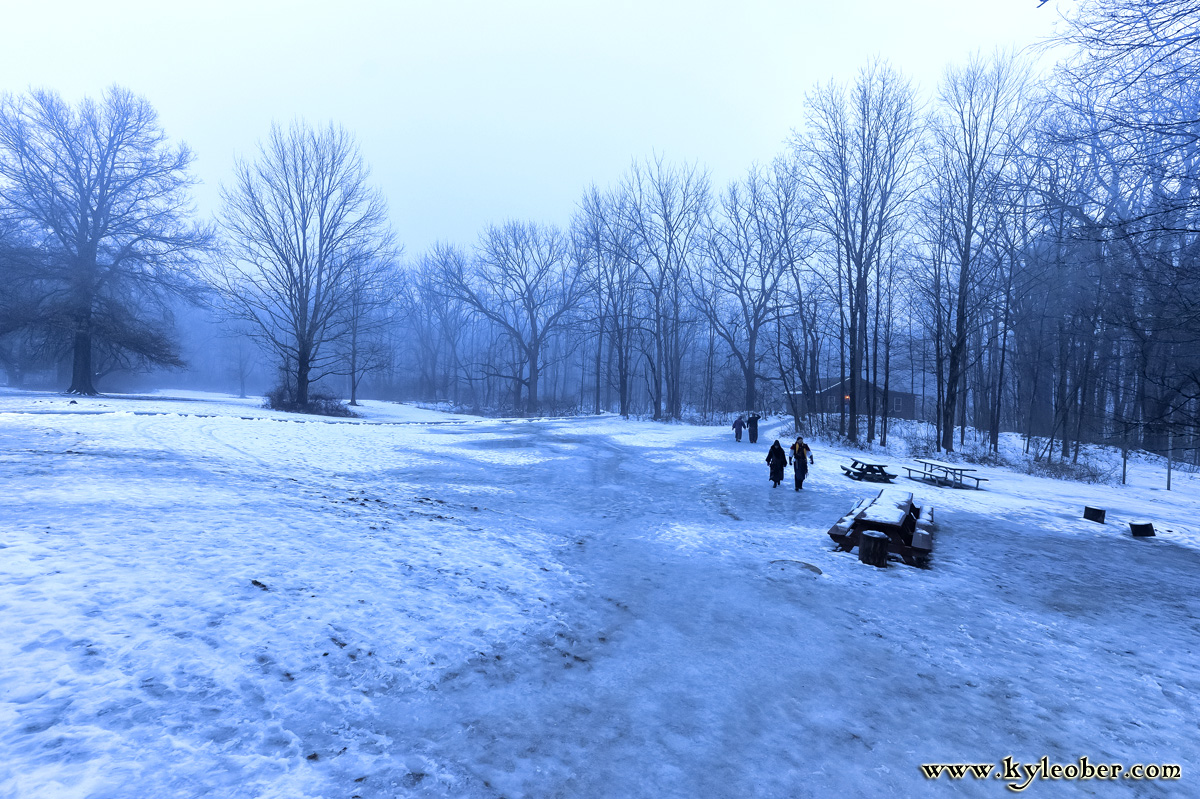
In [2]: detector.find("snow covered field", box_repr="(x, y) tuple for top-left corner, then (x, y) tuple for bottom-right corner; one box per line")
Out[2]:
(1, 389), (1198, 798)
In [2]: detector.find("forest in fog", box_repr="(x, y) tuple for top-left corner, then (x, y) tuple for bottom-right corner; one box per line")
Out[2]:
(0, 0), (1197, 463)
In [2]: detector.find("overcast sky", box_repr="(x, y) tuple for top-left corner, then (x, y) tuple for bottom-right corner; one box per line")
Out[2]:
(1, 0), (1064, 256)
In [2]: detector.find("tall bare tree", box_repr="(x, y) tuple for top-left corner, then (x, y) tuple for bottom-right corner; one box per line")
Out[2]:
(213, 122), (393, 409)
(0, 87), (212, 394)
(439, 221), (588, 415)
(575, 185), (640, 416)
(927, 50), (1031, 451)
(795, 60), (922, 441)
(618, 156), (710, 420)
(697, 159), (808, 411)
(1047, 2), (1200, 458)
(337, 256), (397, 405)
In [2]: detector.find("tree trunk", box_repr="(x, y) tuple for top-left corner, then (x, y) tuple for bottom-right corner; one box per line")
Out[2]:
(651, 314), (664, 420)
(617, 328), (630, 418)
(990, 291), (1010, 453)
(349, 335), (360, 406)
(838, 271), (847, 438)
(882, 298), (893, 448)
(66, 326), (98, 395)
(594, 320), (604, 414)
(296, 349), (311, 407)
(744, 332), (757, 412)
(941, 287), (969, 453)
(527, 346), (540, 416)
(848, 266), (866, 444)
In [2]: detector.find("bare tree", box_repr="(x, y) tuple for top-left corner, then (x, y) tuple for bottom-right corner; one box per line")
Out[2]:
(0, 86), (212, 394)
(213, 122), (393, 409)
(1045, 3), (1200, 460)
(336, 256), (398, 405)
(697, 159), (808, 411)
(439, 221), (588, 415)
(794, 60), (922, 441)
(618, 156), (710, 420)
(772, 247), (826, 433)
(394, 246), (479, 407)
(575, 185), (640, 416)
(1055, 1), (1200, 98)
(400, 252), (446, 399)
(927, 50), (1031, 451)
(215, 320), (263, 399)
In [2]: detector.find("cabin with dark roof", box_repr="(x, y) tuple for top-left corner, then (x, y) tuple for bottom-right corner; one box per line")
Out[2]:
(787, 377), (920, 421)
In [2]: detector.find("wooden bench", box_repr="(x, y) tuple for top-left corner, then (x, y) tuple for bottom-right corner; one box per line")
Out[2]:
(827, 488), (935, 567)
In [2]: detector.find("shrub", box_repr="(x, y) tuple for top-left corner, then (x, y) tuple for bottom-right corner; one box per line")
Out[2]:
(905, 438), (939, 460)
(1018, 457), (1115, 485)
(263, 385), (357, 418)
(970, 450), (1008, 468)
(305, 392), (358, 417)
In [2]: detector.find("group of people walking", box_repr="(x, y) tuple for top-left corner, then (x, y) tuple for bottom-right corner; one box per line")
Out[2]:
(730, 413), (761, 443)
(733, 414), (816, 491)
(768, 437), (814, 490)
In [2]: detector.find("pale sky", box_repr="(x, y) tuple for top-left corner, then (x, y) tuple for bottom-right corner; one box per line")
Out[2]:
(1, 0), (1064, 256)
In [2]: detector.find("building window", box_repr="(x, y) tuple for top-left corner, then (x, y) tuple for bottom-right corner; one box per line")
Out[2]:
(892, 396), (903, 412)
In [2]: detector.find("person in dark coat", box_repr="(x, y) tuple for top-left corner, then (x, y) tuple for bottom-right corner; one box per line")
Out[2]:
(765, 440), (787, 487)
(732, 416), (746, 442)
(789, 436), (815, 491)
(747, 413), (761, 444)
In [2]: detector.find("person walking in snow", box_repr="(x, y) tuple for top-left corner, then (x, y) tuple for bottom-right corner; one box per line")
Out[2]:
(765, 440), (788, 487)
(747, 413), (761, 444)
(789, 435), (815, 491)
(732, 416), (746, 442)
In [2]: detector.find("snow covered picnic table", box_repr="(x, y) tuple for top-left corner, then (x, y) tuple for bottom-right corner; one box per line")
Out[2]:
(905, 458), (989, 489)
(840, 458), (898, 483)
(827, 488), (934, 567)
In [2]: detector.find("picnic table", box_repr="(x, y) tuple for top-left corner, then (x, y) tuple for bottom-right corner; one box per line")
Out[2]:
(840, 458), (898, 483)
(826, 488), (935, 567)
(904, 458), (989, 490)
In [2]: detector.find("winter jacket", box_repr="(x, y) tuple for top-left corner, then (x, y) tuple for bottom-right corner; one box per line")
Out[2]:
(766, 445), (787, 482)
(790, 441), (813, 473)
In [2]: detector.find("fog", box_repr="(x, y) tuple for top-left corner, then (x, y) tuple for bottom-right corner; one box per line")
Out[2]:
(2, 1), (1196, 463)
(0, 0), (1059, 252)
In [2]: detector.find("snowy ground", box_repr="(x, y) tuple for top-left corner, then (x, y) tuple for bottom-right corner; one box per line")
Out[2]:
(1, 389), (1198, 798)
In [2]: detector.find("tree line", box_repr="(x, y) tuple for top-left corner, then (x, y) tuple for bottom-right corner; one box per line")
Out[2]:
(0, 0), (1196, 462)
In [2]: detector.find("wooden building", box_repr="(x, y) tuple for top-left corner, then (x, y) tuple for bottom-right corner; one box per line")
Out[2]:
(788, 377), (920, 421)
